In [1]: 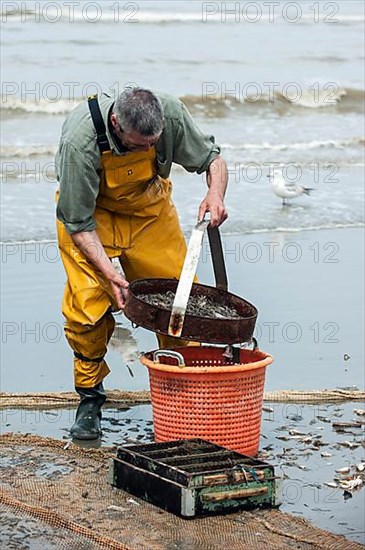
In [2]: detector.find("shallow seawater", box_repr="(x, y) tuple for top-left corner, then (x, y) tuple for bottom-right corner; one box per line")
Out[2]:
(1, 1), (364, 241)
(1, 229), (364, 394)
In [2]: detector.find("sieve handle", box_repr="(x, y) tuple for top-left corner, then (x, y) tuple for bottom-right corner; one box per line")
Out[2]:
(207, 226), (228, 291)
(168, 220), (209, 338)
(152, 350), (185, 366)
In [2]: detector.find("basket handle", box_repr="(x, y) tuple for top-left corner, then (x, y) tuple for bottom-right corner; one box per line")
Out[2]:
(207, 226), (228, 291)
(240, 337), (259, 351)
(152, 350), (185, 366)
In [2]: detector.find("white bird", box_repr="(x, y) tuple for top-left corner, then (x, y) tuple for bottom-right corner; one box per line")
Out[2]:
(268, 168), (313, 206)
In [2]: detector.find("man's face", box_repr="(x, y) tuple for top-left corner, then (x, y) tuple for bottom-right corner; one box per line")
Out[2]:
(110, 113), (161, 152)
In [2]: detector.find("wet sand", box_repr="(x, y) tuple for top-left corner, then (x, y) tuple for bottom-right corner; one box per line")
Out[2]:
(1, 401), (364, 544)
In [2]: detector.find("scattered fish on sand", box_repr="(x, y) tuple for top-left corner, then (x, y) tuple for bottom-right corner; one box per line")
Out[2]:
(258, 451), (272, 460)
(127, 498), (140, 506)
(107, 505), (126, 512)
(339, 441), (360, 449)
(289, 429), (306, 436)
(332, 421), (362, 429)
(335, 467), (351, 474)
(312, 439), (328, 448)
(300, 436), (313, 444)
(339, 477), (363, 491)
(316, 416), (331, 423)
(126, 364), (134, 378)
(296, 464), (310, 471)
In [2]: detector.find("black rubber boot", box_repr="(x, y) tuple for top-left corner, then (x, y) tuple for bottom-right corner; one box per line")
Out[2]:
(70, 382), (106, 440)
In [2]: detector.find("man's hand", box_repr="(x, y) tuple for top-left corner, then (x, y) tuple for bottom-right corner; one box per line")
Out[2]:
(71, 229), (129, 310)
(109, 274), (130, 310)
(199, 155), (228, 227)
(199, 190), (228, 227)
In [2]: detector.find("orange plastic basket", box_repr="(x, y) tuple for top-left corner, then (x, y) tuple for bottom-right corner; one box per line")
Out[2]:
(141, 347), (273, 456)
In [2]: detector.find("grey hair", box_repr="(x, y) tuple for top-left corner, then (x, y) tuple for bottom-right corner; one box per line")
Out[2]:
(113, 87), (164, 136)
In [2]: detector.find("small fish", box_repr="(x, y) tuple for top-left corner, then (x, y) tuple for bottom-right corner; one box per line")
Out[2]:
(63, 441), (71, 450)
(107, 505), (126, 512)
(127, 498), (140, 506)
(332, 421), (362, 429)
(321, 452), (332, 458)
(340, 477), (363, 491)
(258, 451), (272, 460)
(312, 439), (327, 448)
(262, 406), (274, 413)
(126, 364), (134, 378)
(324, 482), (338, 488)
(316, 416), (331, 423)
(356, 462), (365, 472)
(339, 441), (360, 449)
(354, 409), (365, 416)
(300, 437), (313, 444)
(289, 429), (306, 436)
(335, 467), (350, 474)
(334, 474), (352, 482)
(287, 414), (303, 422)
(297, 464), (309, 471)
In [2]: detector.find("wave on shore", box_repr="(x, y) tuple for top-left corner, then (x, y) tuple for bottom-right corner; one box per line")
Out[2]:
(1, 87), (364, 116)
(1, 222), (364, 246)
(2, 7), (364, 25)
(1, 137), (363, 161)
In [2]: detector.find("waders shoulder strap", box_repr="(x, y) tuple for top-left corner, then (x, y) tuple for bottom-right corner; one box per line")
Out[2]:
(88, 94), (111, 153)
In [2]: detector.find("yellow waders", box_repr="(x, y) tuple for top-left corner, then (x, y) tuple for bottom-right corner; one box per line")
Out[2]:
(57, 145), (195, 388)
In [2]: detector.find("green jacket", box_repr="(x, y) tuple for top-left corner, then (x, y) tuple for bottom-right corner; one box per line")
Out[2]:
(56, 92), (220, 234)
